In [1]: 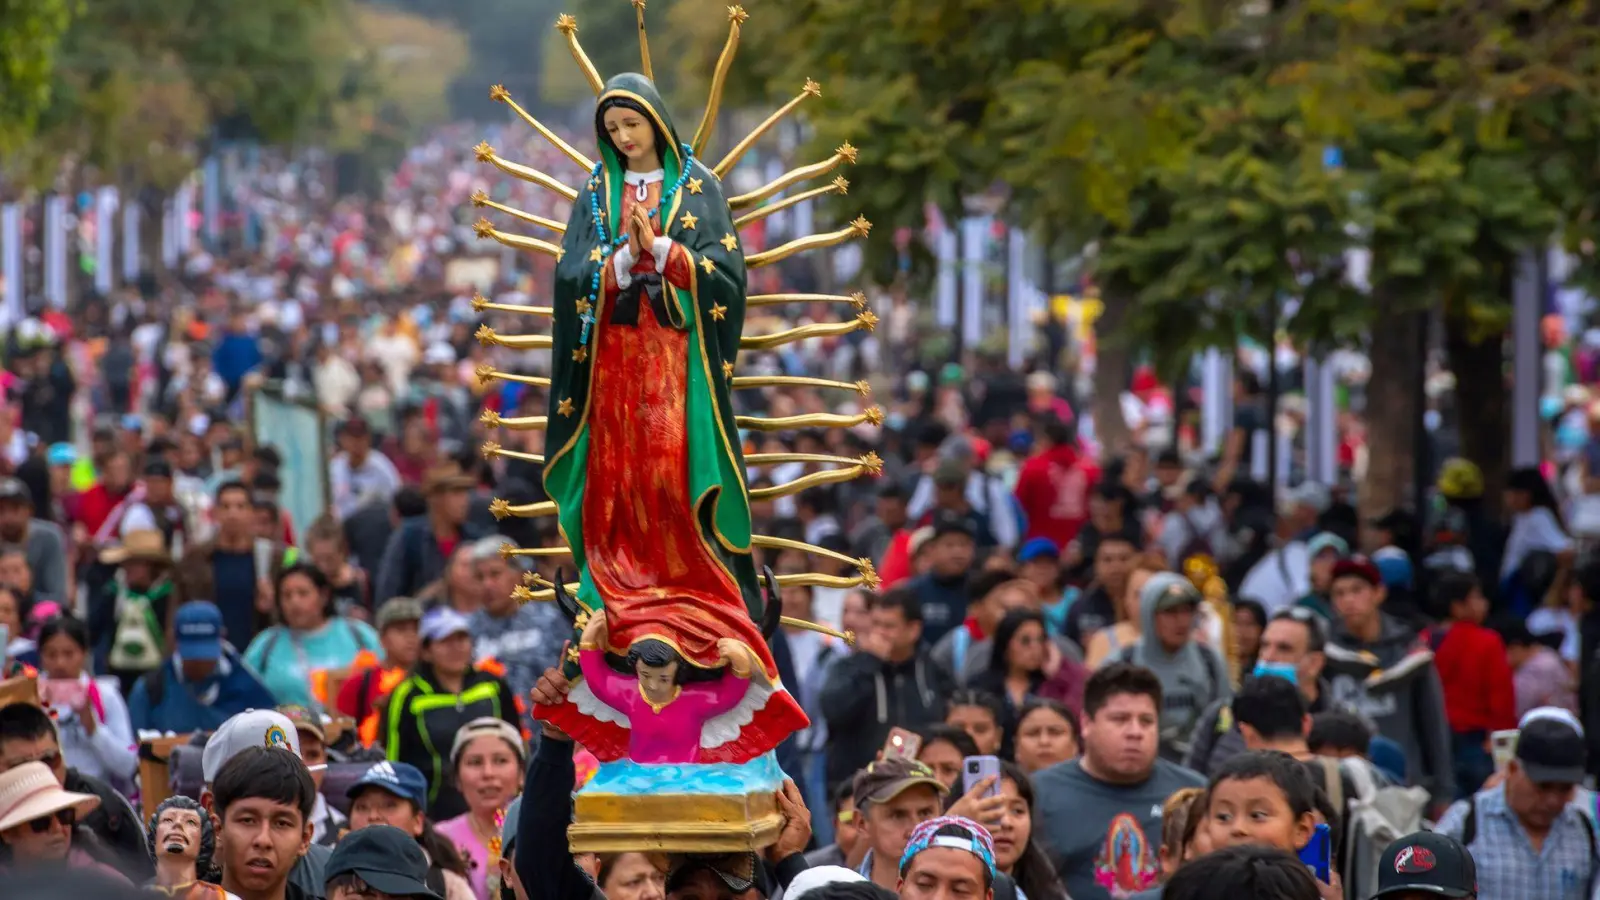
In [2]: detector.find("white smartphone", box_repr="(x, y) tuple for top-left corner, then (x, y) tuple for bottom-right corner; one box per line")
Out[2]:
(1490, 730), (1519, 771)
(963, 755), (1002, 798)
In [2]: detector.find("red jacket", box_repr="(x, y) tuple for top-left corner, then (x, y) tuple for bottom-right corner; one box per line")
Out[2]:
(1431, 621), (1517, 733)
(1013, 445), (1100, 547)
(74, 484), (128, 538)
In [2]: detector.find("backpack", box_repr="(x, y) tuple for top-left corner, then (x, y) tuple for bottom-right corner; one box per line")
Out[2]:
(1327, 756), (1429, 900)
(1175, 509), (1215, 562)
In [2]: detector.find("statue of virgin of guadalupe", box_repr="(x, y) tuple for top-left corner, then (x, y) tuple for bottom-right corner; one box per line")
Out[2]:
(472, 4), (881, 774)
(534, 72), (809, 763)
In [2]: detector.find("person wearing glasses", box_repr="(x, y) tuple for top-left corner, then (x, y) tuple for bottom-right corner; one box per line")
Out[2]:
(0, 702), (151, 879)
(0, 760), (127, 880)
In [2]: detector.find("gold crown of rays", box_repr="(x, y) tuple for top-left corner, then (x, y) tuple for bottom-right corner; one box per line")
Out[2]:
(474, 2), (877, 645)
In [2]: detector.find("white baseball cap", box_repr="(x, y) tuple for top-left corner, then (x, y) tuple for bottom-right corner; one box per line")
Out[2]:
(420, 608), (473, 644)
(202, 709), (324, 784)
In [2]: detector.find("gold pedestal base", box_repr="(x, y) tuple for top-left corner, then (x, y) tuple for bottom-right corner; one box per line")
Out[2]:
(568, 788), (782, 852)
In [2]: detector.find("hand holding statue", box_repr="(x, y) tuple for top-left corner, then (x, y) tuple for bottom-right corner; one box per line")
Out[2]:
(581, 611), (609, 649)
(716, 637), (762, 681)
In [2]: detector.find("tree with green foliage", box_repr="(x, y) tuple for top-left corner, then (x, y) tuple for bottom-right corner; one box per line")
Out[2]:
(0, 0), (75, 161)
(739, 0), (1600, 510)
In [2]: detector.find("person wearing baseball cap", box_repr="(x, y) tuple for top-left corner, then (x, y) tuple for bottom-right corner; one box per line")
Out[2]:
(1116, 573), (1230, 750)
(898, 815), (997, 900)
(345, 761), (474, 900)
(1369, 832), (1477, 899)
(385, 607), (521, 819)
(851, 758), (949, 889)
(335, 596), (425, 746)
(127, 601), (278, 735)
(325, 825), (442, 900)
(1323, 554), (1456, 805)
(1435, 712), (1587, 899)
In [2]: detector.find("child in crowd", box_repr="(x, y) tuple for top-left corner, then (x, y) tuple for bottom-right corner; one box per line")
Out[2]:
(1424, 572), (1516, 799)
(1127, 786), (1208, 900)
(945, 689), (1005, 756)
(1202, 750), (1327, 859)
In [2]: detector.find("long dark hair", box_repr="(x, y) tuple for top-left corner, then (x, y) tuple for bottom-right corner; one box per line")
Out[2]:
(275, 561), (335, 623)
(1508, 466), (1568, 532)
(595, 97), (670, 166)
(973, 609), (1050, 701)
(420, 818), (471, 878)
(996, 760), (1068, 900)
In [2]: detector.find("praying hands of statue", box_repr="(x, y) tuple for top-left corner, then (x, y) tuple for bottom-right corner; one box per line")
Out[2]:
(627, 203), (654, 261)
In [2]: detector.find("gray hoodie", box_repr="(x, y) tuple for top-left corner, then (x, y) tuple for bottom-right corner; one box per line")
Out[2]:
(1324, 612), (1455, 802)
(1115, 573), (1232, 759)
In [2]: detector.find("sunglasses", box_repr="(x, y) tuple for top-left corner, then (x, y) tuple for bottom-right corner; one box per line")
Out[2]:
(5, 750), (62, 770)
(26, 808), (74, 833)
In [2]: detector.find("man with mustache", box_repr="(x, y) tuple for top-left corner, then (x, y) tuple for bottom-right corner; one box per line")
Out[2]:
(147, 795), (237, 899)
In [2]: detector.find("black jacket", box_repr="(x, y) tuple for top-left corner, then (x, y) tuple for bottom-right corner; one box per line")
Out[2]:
(66, 768), (151, 881)
(819, 650), (953, 790)
(382, 662), (520, 819)
(373, 516), (485, 603)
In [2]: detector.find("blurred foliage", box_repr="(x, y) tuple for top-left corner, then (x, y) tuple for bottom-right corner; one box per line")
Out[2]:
(0, 0), (75, 158)
(0, 0), (468, 196)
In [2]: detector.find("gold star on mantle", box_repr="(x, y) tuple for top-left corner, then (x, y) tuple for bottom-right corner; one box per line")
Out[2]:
(678, 212), (699, 231)
(589, 246), (605, 263)
(575, 298), (593, 315)
(699, 256), (716, 274)
(558, 397), (575, 417)
(687, 178), (704, 195)
(710, 303), (728, 321)
(722, 361), (735, 378)
(720, 233), (739, 252)
(572, 347), (589, 363)
(555, 248), (565, 263)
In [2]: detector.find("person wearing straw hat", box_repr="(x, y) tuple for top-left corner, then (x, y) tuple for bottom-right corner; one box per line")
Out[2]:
(97, 528), (177, 686)
(0, 760), (125, 881)
(373, 464), (484, 605)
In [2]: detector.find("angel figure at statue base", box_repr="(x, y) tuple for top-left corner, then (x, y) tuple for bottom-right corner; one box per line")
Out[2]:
(568, 613), (787, 766)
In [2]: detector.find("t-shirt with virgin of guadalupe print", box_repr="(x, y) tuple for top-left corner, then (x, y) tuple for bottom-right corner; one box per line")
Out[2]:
(1032, 757), (1205, 900)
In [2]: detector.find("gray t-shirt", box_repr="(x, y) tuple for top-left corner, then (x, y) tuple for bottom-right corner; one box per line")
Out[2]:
(1033, 758), (1205, 900)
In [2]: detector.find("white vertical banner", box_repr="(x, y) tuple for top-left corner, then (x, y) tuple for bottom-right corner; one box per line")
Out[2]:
(161, 199), (178, 269)
(44, 195), (68, 309)
(175, 182), (195, 254)
(935, 227), (957, 329)
(960, 215), (987, 348)
(1006, 228), (1029, 369)
(122, 201), (140, 281)
(1276, 430), (1293, 487)
(1304, 356), (1338, 485)
(794, 198), (813, 248)
(1201, 349), (1233, 454)
(95, 187), (118, 295)
(1, 204), (22, 327)
(202, 155), (221, 249)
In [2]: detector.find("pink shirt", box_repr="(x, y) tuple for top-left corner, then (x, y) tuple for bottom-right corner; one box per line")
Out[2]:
(578, 649), (748, 764)
(434, 814), (490, 900)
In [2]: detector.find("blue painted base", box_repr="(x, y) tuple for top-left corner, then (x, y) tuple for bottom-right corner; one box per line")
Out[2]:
(582, 751), (789, 796)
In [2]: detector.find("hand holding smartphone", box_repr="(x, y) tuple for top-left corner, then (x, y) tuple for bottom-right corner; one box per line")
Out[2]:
(883, 727), (922, 760)
(962, 755), (1002, 799)
(1298, 822), (1332, 883)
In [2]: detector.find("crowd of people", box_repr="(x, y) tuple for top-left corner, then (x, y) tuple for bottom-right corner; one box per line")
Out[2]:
(0, 115), (1596, 900)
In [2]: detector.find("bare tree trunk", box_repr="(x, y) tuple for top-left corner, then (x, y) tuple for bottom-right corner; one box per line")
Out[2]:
(1093, 292), (1132, 454)
(1359, 290), (1421, 531)
(1444, 289), (1510, 521)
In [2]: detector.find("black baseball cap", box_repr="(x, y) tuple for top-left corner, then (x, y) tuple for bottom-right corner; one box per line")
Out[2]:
(930, 509), (976, 542)
(0, 477), (31, 506)
(1371, 831), (1476, 898)
(1516, 716), (1587, 784)
(325, 824), (442, 899)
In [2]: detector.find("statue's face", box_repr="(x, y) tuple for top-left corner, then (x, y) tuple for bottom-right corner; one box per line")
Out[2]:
(603, 106), (656, 167)
(155, 807), (203, 860)
(637, 661), (678, 701)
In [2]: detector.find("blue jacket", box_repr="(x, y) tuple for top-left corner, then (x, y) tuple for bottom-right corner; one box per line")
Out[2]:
(126, 650), (278, 734)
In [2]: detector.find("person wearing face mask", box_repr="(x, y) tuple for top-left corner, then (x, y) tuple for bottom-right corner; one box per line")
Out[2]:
(1185, 607), (1333, 777)
(435, 719), (526, 900)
